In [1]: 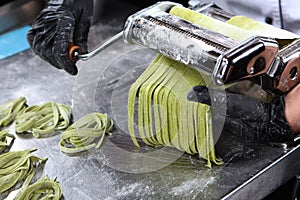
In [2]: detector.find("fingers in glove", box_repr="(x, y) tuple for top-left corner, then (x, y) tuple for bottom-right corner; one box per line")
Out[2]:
(27, 13), (61, 69)
(187, 85), (267, 118)
(52, 10), (78, 75)
(225, 95), (295, 143)
(188, 85), (295, 142)
(187, 85), (228, 116)
(72, 0), (93, 53)
(27, 0), (93, 75)
(73, 22), (90, 54)
(187, 85), (212, 105)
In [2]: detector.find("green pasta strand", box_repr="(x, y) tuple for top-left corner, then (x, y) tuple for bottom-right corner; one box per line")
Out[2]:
(139, 56), (176, 146)
(0, 129), (15, 153)
(164, 60), (189, 150)
(15, 102), (72, 138)
(153, 58), (181, 146)
(138, 58), (166, 145)
(59, 113), (114, 154)
(0, 97), (27, 127)
(128, 56), (163, 147)
(0, 148), (47, 193)
(14, 176), (62, 200)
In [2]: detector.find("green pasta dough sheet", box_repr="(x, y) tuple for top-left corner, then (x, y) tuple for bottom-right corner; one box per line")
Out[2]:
(170, 6), (253, 42)
(170, 6), (298, 45)
(227, 15), (299, 40)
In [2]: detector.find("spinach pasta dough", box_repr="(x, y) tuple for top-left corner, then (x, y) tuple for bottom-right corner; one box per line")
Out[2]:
(170, 6), (298, 43)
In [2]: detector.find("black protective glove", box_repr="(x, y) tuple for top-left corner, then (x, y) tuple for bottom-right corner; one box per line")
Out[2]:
(187, 86), (296, 143)
(27, 0), (93, 75)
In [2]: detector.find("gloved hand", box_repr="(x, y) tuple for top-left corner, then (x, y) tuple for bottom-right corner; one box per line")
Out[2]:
(187, 86), (296, 143)
(27, 0), (93, 75)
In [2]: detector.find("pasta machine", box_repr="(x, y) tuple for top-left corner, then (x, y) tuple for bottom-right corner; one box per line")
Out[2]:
(69, 1), (300, 95)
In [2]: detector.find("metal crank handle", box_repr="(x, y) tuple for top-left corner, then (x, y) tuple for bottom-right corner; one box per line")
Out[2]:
(68, 32), (124, 62)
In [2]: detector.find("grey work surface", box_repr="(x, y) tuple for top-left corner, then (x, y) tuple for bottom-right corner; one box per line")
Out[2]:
(1, 13), (300, 200)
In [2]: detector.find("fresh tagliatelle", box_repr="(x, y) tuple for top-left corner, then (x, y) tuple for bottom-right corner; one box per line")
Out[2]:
(0, 148), (47, 193)
(0, 97), (27, 127)
(128, 55), (222, 167)
(59, 113), (114, 154)
(15, 102), (72, 138)
(14, 176), (62, 200)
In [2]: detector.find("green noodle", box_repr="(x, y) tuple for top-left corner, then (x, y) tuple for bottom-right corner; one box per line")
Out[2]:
(15, 102), (72, 138)
(14, 176), (62, 200)
(59, 113), (113, 154)
(0, 148), (47, 193)
(0, 97), (27, 127)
